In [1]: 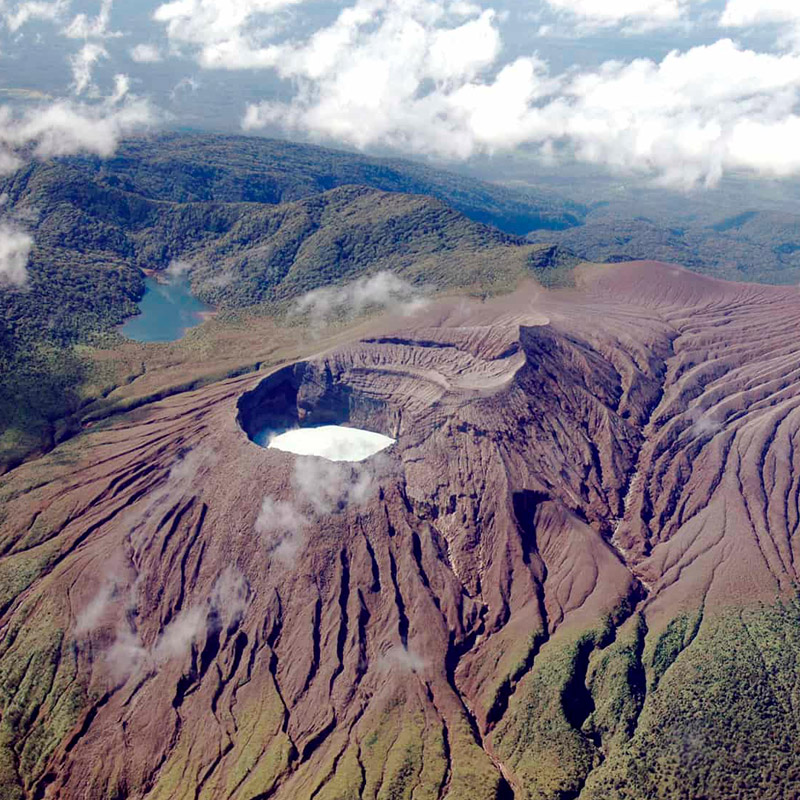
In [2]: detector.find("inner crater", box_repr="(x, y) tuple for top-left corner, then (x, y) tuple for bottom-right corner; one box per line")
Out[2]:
(237, 361), (397, 462)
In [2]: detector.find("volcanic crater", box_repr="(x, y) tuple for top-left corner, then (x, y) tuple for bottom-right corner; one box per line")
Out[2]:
(237, 361), (399, 461)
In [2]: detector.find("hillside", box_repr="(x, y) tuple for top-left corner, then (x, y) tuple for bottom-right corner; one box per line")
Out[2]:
(529, 202), (800, 284)
(2, 262), (800, 799)
(60, 134), (586, 235)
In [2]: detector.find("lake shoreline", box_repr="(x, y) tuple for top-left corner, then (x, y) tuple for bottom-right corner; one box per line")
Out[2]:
(121, 275), (215, 343)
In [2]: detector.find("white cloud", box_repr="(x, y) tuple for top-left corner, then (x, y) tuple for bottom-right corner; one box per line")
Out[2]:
(75, 579), (118, 634)
(0, 93), (154, 176)
(546, 40), (800, 187)
(102, 0), (800, 186)
(166, 258), (192, 280)
(106, 626), (149, 683)
(153, 0), (302, 68)
(130, 42), (163, 63)
(70, 41), (107, 94)
(210, 566), (250, 631)
(543, 0), (689, 28)
(720, 0), (800, 48)
(108, 72), (130, 103)
(254, 455), (390, 563)
(0, 150), (22, 174)
(104, 566), (249, 682)
(290, 452), (386, 514)
(381, 644), (427, 673)
(170, 76), (201, 98)
(688, 409), (721, 438)
(0, 222), (33, 288)
(126, 448), (216, 556)
(61, 0), (121, 94)
(3, 0), (69, 32)
(59, 0), (121, 94)
(242, 0), (516, 155)
(231, 0), (800, 188)
(153, 605), (207, 663)
(291, 271), (426, 325)
(63, 0), (116, 39)
(255, 497), (310, 563)
(720, 0), (799, 28)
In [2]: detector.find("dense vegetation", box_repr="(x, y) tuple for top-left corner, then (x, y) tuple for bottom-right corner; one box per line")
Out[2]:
(71, 133), (587, 234)
(581, 601), (800, 799)
(0, 243), (142, 468)
(482, 599), (800, 799)
(529, 202), (800, 284)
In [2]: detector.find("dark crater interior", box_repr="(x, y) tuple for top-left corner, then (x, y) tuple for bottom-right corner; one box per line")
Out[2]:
(237, 361), (396, 446)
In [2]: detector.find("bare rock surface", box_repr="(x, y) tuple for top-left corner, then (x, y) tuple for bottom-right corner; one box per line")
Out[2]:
(2, 262), (800, 799)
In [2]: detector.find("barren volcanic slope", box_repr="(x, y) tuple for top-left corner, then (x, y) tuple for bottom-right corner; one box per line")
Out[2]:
(3, 262), (800, 800)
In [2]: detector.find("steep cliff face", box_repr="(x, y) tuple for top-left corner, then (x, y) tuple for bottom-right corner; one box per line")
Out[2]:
(2, 262), (800, 800)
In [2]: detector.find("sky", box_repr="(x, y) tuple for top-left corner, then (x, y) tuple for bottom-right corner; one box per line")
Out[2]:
(2, 0), (800, 190)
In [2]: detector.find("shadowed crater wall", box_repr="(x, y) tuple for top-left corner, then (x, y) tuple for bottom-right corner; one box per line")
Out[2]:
(237, 360), (394, 446)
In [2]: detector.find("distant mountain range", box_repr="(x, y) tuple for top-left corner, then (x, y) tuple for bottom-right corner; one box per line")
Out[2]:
(530, 205), (800, 284)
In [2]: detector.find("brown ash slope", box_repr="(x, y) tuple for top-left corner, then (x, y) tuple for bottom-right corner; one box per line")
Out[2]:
(2, 262), (800, 799)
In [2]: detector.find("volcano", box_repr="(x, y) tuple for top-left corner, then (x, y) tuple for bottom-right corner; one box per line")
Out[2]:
(2, 261), (800, 800)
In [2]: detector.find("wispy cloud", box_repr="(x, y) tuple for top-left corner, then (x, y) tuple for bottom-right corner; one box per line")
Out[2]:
(126, 447), (216, 555)
(130, 43), (163, 63)
(255, 497), (310, 564)
(292, 455), (383, 514)
(3, 0), (69, 32)
(165, 258), (192, 281)
(74, 575), (128, 635)
(542, 0), (690, 30)
(380, 644), (427, 674)
(687, 407), (722, 439)
(153, 567), (251, 663)
(89, 565), (251, 683)
(153, 605), (207, 663)
(62, 0), (117, 40)
(0, 221), (33, 288)
(291, 271), (427, 328)
(210, 565), (251, 631)
(0, 2), (151, 171)
(0, 93), (154, 176)
(106, 626), (149, 684)
(61, 0), (121, 95)
(256, 455), (392, 565)
(70, 41), (108, 95)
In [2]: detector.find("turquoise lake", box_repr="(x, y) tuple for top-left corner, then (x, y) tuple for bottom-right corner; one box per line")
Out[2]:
(121, 277), (212, 343)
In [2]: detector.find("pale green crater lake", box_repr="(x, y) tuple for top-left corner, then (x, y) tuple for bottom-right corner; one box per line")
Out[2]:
(122, 277), (212, 343)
